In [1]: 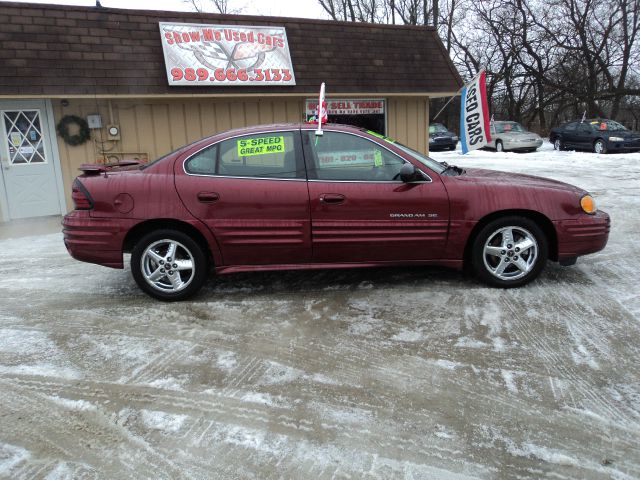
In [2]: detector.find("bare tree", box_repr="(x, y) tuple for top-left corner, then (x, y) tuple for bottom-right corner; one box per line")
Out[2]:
(184, 0), (243, 14)
(315, 0), (640, 129)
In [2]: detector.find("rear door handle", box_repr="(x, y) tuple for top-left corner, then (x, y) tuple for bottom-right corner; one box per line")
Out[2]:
(197, 192), (220, 203)
(319, 193), (345, 205)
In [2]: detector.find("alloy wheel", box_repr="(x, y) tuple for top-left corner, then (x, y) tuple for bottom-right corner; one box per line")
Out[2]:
(482, 226), (539, 281)
(140, 239), (195, 293)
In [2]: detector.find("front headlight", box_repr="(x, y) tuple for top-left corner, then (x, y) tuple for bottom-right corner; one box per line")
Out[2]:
(429, 137), (434, 143)
(452, 136), (458, 141)
(580, 194), (597, 214)
(609, 136), (624, 142)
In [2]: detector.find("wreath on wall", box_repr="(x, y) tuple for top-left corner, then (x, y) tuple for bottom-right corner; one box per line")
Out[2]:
(56, 115), (91, 146)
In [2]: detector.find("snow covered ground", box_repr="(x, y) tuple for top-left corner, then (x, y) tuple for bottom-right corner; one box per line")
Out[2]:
(0, 141), (639, 479)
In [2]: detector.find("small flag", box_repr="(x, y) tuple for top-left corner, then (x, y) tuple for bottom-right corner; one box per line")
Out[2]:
(459, 70), (492, 154)
(316, 82), (327, 136)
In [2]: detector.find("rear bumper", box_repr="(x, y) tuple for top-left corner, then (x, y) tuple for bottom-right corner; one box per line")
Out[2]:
(555, 211), (610, 261)
(62, 211), (126, 269)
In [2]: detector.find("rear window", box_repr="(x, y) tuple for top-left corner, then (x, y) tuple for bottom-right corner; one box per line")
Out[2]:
(185, 131), (304, 179)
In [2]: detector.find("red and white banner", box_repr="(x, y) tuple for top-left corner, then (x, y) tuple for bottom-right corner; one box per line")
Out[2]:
(159, 22), (296, 86)
(459, 71), (491, 153)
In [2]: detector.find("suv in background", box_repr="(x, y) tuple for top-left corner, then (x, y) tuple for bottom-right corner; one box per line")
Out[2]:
(429, 123), (458, 151)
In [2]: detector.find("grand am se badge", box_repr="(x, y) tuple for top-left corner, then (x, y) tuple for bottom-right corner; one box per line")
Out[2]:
(389, 213), (438, 218)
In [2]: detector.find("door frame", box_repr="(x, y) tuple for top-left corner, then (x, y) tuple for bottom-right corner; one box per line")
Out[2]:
(0, 99), (66, 222)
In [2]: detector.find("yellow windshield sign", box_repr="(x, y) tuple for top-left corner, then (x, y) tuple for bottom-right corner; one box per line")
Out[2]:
(367, 130), (395, 143)
(238, 136), (285, 156)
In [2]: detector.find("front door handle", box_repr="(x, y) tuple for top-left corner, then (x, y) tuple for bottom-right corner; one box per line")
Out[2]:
(319, 193), (345, 205)
(197, 192), (220, 203)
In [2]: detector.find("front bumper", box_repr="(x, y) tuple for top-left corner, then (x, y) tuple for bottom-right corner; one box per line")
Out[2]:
(62, 211), (127, 269)
(504, 139), (543, 151)
(554, 210), (610, 261)
(429, 137), (458, 150)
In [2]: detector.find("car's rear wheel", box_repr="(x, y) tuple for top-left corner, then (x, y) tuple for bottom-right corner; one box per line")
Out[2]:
(496, 140), (504, 152)
(594, 139), (607, 154)
(131, 229), (208, 301)
(553, 138), (564, 151)
(471, 216), (548, 288)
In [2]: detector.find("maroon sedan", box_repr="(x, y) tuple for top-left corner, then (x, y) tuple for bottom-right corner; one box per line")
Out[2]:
(63, 124), (610, 301)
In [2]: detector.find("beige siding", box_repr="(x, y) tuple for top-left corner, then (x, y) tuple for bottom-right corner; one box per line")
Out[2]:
(386, 97), (429, 154)
(52, 96), (428, 210)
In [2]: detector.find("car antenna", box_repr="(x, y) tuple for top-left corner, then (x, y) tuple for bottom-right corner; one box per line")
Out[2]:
(581, 111), (586, 123)
(315, 82), (327, 136)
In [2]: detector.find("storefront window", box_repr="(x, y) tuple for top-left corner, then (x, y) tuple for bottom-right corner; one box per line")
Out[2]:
(305, 99), (385, 135)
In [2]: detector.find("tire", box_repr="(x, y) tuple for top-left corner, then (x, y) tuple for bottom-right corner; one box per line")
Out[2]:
(471, 216), (548, 288)
(131, 229), (208, 301)
(553, 138), (564, 151)
(496, 140), (504, 152)
(594, 139), (607, 154)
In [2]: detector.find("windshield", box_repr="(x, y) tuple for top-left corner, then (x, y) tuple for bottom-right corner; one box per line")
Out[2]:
(392, 142), (447, 174)
(364, 130), (446, 174)
(589, 120), (627, 131)
(494, 122), (525, 133)
(429, 124), (449, 134)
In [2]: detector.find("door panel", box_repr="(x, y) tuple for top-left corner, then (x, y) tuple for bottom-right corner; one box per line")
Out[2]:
(308, 181), (449, 262)
(0, 103), (62, 219)
(303, 130), (450, 263)
(175, 130), (312, 266)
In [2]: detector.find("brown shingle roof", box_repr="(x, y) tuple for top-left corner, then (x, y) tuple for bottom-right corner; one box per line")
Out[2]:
(0, 1), (462, 96)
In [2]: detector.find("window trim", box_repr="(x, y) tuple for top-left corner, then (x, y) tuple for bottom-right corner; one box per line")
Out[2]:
(300, 128), (432, 184)
(182, 127), (305, 180)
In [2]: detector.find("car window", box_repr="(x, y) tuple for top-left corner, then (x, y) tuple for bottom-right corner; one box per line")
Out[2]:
(304, 131), (405, 182)
(565, 123), (577, 131)
(185, 145), (218, 175)
(212, 131), (302, 179)
(495, 122), (525, 133)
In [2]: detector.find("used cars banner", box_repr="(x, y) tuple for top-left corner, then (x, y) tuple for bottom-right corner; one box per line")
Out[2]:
(159, 22), (296, 86)
(459, 70), (491, 153)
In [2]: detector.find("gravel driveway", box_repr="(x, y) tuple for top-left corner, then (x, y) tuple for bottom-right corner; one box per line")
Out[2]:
(0, 144), (638, 479)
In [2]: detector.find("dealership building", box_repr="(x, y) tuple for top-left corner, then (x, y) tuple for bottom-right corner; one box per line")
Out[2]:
(0, 1), (462, 221)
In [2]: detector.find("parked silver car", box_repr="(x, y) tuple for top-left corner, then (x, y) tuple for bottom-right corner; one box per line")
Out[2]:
(488, 121), (543, 152)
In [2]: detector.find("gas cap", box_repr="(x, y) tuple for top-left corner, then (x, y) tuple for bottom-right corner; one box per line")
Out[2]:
(113, 193), (134, 213)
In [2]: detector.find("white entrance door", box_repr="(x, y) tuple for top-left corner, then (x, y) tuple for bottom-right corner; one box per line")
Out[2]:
(0, 100), (64, 220)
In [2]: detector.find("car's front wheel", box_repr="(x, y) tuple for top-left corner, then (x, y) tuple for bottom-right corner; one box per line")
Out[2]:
(594, 139), (607, 154)
(131, 229), (208, 301)
(496, 140), (504, 152)
(471, 216), (548, 288)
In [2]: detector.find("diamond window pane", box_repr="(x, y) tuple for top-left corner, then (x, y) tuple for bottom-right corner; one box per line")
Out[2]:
(3, 110), (47, 165)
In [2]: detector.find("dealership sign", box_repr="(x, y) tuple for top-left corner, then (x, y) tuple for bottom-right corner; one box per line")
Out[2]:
(306, 99), (384, 119)
(159, 22), (296, 86)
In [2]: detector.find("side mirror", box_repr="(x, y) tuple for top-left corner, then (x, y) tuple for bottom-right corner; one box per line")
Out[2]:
(400, 163), (422, 183)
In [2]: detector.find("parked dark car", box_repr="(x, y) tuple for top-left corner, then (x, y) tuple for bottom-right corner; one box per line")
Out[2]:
(63, 123), (609, 301)
(429, 123), (458, 151)
(550, 119), (640, 153)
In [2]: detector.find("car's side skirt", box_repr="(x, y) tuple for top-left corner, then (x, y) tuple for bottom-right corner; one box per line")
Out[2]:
(215, 259), (464, 275)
